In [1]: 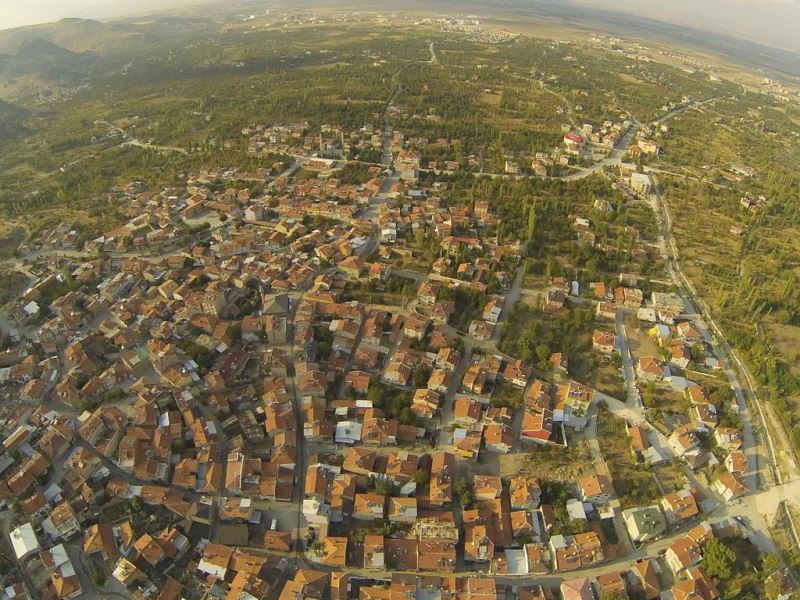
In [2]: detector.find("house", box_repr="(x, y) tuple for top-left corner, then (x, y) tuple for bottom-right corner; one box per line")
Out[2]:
(426, 452), (455, 507)
(510, 477), (541, 510)
(483, 422), (513, 454)
(353, 493), (386, 520)
(714, 427), (743, 451)
(560, 578), (596, 600)
(577, 475), (615, 505)
(661, 489), (700, 525)
(725, 451), (748, 475)
(345, 370), (371, 395)
(503, 359), (530, 388)
(482, 296), (504, 324)
(596, 301), (616, 321)
(197, 543), (233, 579)
(668, 424), (704, 464)
(388, 497), (417, 523)
(417, 282), (439, 306)
(265, 530), (293, 552)
(404, 314), (430, 341)
(623, 505), (667, 543)
(9, 522), (40, 560)
(363, 534), (385, 570)
(42, 501), (81, 540)
(469, 320), (495, 340)
(666, 536), (703, 573)
(630, 172), (652, 196)
(411, 388), (441, 421)
(473, 475), (502, 501)
(278, 569), (329, 600)
(318, 536), (348, 567)
(83, 524), (120, 563)
(45, 546), (83, 600)
(627, 423), (650, 462)
(432, 300), (455, 323)
(550, 532), (605, 570)
(428, 368), (453, 393)
(464, 525), (494, 563)
(453, 396), (483, 426)
(335, 421), (362, 445)
(632, 558), (662, 600)
(454, 428), (483, 458)
(677, 322), (703, 343)
(361, 416), (398, 446)
(596, 571), (627, 599)
(713, 472), (749, 502)
(592, 330), (615, 354)
(671, 567), (720, 600)
(343, 447), (377, 476)
(637, 356), (667, 382)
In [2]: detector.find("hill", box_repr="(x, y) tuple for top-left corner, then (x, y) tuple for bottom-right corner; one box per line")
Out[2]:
(15, 38), (82, 61)
(0, 98), (27, 138)
(0, 18), (136, 55)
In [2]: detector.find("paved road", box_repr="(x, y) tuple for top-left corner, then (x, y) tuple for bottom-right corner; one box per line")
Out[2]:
(614, 309), (641, 408)
(490, 262), (524, 344)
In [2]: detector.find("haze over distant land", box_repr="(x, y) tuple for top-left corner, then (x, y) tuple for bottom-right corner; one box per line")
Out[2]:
(1, 0), (799, 54)
(0, 0), (207, 29)
(571, 0), (800, 54)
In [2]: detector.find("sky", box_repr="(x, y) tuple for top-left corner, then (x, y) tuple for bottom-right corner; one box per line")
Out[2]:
(1, 0), (799, 52)
(573, 0), (800, 52)
(0, 0), (202, 29)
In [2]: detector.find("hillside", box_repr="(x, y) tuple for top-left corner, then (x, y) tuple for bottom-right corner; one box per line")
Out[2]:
(0, 18), (140, 54)
(0, 98), (27, 138)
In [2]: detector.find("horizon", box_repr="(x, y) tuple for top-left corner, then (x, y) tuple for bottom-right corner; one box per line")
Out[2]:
(1, 0), (800, 54)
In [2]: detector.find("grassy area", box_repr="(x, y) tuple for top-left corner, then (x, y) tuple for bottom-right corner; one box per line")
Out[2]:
(586, 362), (627, 399)
(491, 380), (523, 409)
(339, 277), (416, 307)
(596, 406), (661, 509)
(0, 224), (25, 259)
(504, 436), (593, 481)
(294, 167), (321, 181)
(0, 269), (29, 306)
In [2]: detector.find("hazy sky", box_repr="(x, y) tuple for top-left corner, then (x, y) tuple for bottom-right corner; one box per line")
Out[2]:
(574, 0), (800, 52)
(1, 0), (799, 52)
(0, 0), (201, 29)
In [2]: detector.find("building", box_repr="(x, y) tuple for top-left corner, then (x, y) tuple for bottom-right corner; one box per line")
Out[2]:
(623, 505), (667, 543)
(630, 172), (652, 197)
(10, 522), (40, 560)
(577, 475), (615, 505)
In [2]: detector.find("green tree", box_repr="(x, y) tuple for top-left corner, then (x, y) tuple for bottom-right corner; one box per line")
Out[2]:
(527, 206), (536, 240)
(760, 553), (780, 576)
(704, 538), (737, 581)
(413, 468), (430, 485)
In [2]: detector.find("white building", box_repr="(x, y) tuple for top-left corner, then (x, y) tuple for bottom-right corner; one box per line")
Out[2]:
(10, 522), (39, 560)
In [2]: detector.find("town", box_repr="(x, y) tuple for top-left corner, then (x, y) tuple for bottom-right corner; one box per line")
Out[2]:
(1, 6), (800, 600)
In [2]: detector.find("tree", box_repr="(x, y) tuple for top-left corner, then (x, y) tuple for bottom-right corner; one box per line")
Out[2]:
(458, 490), (474, 509)
(413, 468), (430, 485)
(704, 538), (737, 581)
(527, 206), (536, 240)
(760, 553), (781, 575)
(91, 569), (107, 587)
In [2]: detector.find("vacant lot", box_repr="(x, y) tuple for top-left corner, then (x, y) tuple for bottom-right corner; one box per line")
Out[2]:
(499, 437), (593, 482)
(596, 406), (661, 509)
